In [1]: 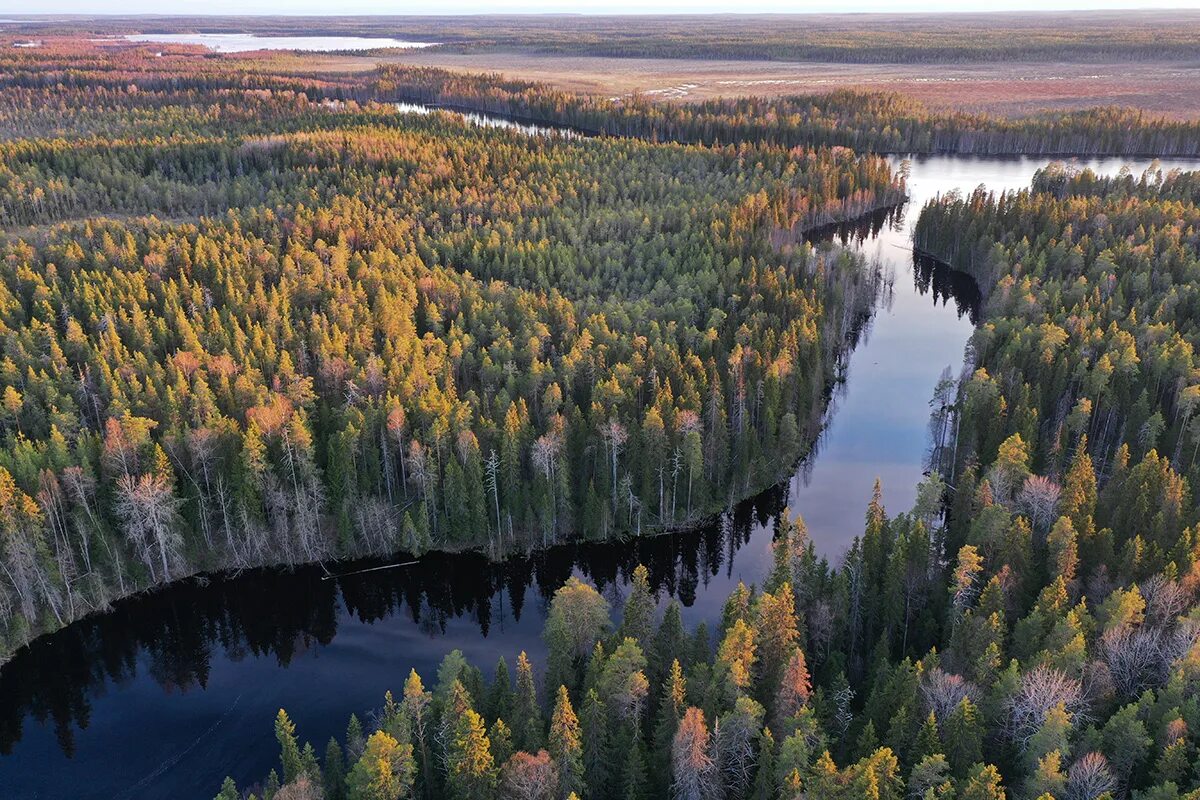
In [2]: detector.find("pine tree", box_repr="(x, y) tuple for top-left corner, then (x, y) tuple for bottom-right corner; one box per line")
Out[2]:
(618, 564), (654, 648)
(275, 709), (304, 784)
(347, 715), (366, 762)
(215, 777), (239, 800)
(773, 648), (812, 731)
(264, 769), (282, 800)
(908, 754), (954, 800)
(402, 670), (433, 799)
(912, 711), (942, 766)
(1025, 750), (1067, 799)
(549, 685), (584, 800)
(958, 763), (1005, 800)
(447, 707), (496, 800)
(671, 707), (715, 800)
(652, 659), (687, 795)
(855, 719), (879, 761)
(622, 732), (649, 800)
(753, 584), (799, 701)
(651, 600), (688, 684)
(346, 730), (416, 800)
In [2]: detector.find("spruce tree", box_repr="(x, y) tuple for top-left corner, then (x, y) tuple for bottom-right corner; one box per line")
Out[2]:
(487, 719), (513, 770)
(942, 698), (983, 778)
(324, 737), (347, 800)
(580, 689), (610, 800)
(488, 656), (513, 724)
(513, 651), (543, 751)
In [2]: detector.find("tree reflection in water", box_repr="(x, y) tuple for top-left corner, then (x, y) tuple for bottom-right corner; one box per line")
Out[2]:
(0, 481), (784, 759)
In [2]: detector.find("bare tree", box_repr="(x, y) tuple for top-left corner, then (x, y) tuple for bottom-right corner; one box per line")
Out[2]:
(63, 465), (126, 594)
(485, 448), (502, 547)
(1099, 618), (1200, 695)
(713, 701), (761, 800)
(1018, 475), (1061, 533)
(1100, 625), (1171, 699)
(113, 472), (185, 584)
(1006, 665), (1087, 747)
(531, 431), (562, 542)
(806, 600), (836, 663)
(615, 669), (649, 724)
(499, 750), (559, 800)
(36, 470), (81, 617)
(1141, 574), (1189, 625)
(600, 419), (627, 516)
(1066, 752), (1116, 800)
(387, 404), (408, 498)
(920, 668), (979, 725)
(274, 776), (324, 800)
(0, 470), (65, 627)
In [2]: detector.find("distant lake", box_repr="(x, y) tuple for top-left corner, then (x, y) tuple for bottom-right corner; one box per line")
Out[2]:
(122, 33), (438, 53)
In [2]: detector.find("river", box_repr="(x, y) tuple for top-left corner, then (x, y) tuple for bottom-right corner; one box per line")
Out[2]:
(1, 125), (1196, 797)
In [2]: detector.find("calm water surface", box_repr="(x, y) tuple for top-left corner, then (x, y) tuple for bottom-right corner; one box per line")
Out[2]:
(1, 151), (1196, 798)
(123, 34), (438, 52)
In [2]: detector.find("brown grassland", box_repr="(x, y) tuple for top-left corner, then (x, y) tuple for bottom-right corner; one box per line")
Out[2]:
(308, 51), (1200, 118)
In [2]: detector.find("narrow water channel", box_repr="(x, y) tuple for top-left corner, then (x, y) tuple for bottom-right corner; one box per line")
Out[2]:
(1, 144), (1195, 798)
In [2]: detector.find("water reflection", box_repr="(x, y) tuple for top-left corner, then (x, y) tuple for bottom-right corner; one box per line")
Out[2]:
(395, 102), (589, 138)
(0, 483), (783, 763)
(915, 252), (981, 325)
(803, 203), (904, 248)
(122, 34), (439, 53)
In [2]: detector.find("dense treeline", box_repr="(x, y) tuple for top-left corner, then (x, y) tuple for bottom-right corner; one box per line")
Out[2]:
(915, 163), (1200, 502)
(2, 37), (1199, 800)
(16, 12), (1200, 63)
(218, 170), (1200, 800)
(0, 60), (901, 659)
(0, 41), (367, 142)
(218, 478), (1200, 800)
(376, 68), (1200, 157)
(6, 43), (1200, 157)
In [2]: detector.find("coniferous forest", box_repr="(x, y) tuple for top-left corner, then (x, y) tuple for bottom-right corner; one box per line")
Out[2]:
(0, 26), (1198, 800)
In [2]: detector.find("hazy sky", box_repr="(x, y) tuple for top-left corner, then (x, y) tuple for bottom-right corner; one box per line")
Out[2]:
(8, 0), (1200, 15)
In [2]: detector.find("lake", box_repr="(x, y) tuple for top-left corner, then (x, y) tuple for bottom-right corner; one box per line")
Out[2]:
(122, 34), (438, 53)
(1, 137), (1196, 798)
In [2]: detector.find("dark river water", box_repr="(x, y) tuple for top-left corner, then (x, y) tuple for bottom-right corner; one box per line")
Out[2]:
(2, 146), (1196, 798)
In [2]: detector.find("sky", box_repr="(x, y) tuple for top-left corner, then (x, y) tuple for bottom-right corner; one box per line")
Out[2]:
(6, 0), (1200, 15)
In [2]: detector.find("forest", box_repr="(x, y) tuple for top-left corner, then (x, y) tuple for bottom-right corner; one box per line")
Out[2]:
(14, 12), (1200, 63)
(372, 69), (1200, 157)
(218, 162), (1200, 800)
(0, 33), (1197, 800)
(5, 43), (1200, 155)
(0, 41), (899, 658)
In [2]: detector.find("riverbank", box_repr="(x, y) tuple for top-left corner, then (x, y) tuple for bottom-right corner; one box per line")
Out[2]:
(0, 186), (898, 668)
